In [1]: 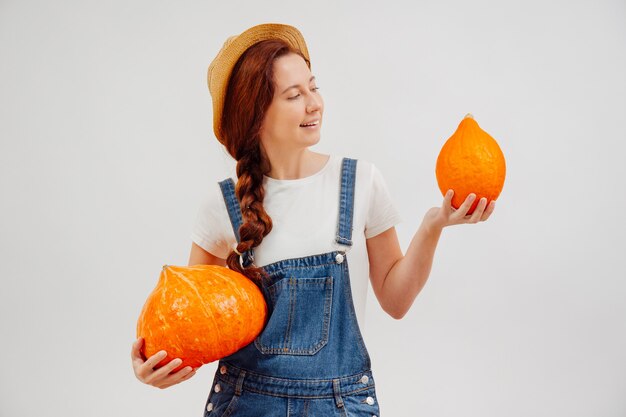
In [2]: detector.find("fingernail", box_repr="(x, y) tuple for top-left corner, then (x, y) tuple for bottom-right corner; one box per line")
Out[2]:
(173, 358), (183, 365)
(159, 350), (167, 357)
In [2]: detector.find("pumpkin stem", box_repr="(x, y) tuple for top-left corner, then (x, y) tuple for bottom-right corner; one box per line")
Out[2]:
(464, 113), (474, 119)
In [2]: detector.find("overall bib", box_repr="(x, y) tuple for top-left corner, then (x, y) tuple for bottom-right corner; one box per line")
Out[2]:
(205, 158), (380, 417)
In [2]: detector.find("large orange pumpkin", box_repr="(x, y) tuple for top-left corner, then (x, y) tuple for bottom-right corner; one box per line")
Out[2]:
(136, 264), (267, 372)
(436, 114), (506, 215)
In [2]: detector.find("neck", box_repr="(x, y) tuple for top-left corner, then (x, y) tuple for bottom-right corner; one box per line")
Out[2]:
(263, 149), (328, 180)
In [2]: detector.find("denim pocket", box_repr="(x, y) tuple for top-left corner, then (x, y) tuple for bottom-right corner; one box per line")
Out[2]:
(254, 276), (333, 355)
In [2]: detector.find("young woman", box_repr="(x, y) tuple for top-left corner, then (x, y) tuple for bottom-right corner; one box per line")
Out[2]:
(131, 23), (495, 416)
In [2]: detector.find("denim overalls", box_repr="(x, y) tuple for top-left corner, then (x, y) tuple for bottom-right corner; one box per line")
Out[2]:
(205, 158), (380, 417)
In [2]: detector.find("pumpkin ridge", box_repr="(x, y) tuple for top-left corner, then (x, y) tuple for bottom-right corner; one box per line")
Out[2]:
(223, 276), (251, 346)
(169, 267), (224, 344)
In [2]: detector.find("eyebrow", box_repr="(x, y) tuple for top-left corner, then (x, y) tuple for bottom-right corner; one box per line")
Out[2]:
(281, 76), (316, 94)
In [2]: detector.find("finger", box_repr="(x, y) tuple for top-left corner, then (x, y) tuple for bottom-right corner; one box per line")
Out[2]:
(144, 357), (183, 385)
(167, 366), (197, 385)
(136, 350), (168, 381)
(454, 193), (476, 218)
(481, 200), (496, 221)
(131, 338), (148, 370)
(150, 357), (184, 380)
(131, 337), (144, 359)
(155, 366), (196, 389)
(131, 338), (139, 359)
(150, 359), (193, 386)
(442, 189), (454, 211)
(468, 197), (488, 223)
(142, 350), (168, 371)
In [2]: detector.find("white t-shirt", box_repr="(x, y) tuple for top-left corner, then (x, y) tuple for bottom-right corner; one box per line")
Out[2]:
(190, 154), (403, 329)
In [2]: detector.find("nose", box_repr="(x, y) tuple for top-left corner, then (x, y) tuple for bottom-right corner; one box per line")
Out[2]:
(306, 93), (322, 113)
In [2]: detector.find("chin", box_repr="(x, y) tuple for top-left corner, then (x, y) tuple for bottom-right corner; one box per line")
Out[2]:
(304, 134), (321, 146)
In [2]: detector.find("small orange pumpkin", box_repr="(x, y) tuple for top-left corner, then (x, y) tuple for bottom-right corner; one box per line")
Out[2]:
(136, 264), (267, 372)
(436, 114), (506, 214)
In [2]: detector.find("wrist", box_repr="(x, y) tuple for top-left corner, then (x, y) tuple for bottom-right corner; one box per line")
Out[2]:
(422, 215), (444, 236)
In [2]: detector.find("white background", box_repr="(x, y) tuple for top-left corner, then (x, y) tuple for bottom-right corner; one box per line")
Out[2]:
(1, 0), (625, 416)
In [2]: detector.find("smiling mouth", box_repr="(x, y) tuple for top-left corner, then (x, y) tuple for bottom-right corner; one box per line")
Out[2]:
(300, 121), (320, 127)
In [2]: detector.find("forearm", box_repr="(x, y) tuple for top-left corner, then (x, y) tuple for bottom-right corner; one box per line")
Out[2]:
(381, 220), (443, 319)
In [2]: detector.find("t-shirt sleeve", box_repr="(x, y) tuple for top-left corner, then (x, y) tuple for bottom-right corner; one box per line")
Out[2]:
(190, 182), (237, 259)
(364, 164), (403, 239)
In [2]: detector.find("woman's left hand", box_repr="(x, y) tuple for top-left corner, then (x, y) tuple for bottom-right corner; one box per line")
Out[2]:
(423, 189), (496, 233)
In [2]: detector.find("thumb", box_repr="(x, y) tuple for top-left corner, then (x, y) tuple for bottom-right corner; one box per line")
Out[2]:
(442, 189), (453, 210)
(131, 337), (144, 360)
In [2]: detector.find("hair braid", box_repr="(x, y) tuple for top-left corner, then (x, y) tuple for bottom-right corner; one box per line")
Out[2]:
(225, 146), (272, 287)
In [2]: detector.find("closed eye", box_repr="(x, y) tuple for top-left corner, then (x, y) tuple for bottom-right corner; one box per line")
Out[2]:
(288, 87), (320, 100)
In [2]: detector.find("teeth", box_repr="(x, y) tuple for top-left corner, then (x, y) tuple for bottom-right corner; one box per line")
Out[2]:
(300, 121), (318, 127)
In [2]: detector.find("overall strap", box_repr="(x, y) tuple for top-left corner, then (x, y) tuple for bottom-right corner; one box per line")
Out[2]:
(335, 157), (357, 247)
(217, 178), (255, 267)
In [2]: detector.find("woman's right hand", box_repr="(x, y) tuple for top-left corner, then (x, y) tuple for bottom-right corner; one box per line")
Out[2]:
(131, 337), (197, 389)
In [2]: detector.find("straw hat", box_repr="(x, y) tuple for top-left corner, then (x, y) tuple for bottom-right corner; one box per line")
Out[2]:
(207, 23), (311, 145)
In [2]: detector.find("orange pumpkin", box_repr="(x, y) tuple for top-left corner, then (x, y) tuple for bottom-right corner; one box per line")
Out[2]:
(136, 264), (267, 372)
(436, 114), (506, 214)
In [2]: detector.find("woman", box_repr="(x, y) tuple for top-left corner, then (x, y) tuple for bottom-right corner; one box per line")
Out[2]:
(131, 23), (495, 415)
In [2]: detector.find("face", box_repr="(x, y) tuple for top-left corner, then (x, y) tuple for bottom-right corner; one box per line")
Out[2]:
(259, 53), (324, 153)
